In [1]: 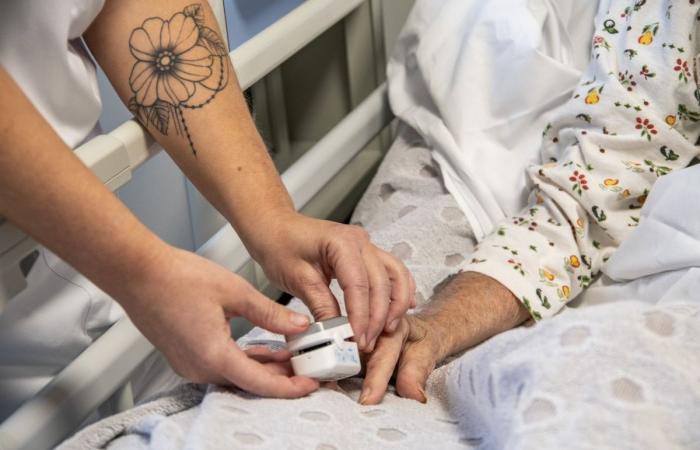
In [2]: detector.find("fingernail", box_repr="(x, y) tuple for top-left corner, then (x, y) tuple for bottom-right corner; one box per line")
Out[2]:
(388, 319), (400, 333)
(417, 386), (428, 404)
(368, 338), (377, 353)
(359, 334), (367, 350)
(359, 388), (371, 405)
(291, 314), (309, 327)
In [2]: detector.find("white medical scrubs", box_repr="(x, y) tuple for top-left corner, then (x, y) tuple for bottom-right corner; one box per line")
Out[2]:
(0, 0), (180, 421)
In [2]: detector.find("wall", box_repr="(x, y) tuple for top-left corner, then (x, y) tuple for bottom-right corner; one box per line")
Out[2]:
(223, 0), (305, 49)
(382, 0), (415, 59)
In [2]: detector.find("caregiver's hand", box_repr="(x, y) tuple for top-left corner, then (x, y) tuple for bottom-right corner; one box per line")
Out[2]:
(85, 2), (414, 355)
(249, 211), (416, 353)
(358, 272), (529, 405)
(0, 67), (317, 399)
(120, 246), (320, 398)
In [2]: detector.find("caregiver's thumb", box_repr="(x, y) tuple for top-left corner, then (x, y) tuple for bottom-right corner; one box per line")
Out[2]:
(235, 286), (311, 335)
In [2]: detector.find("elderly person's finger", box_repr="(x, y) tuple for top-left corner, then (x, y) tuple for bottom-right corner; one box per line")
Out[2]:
(358, 319), (409, 405)
(361, 247), (392, 352)
(395, 319), (438, 403)
(375, 249), (414, 333)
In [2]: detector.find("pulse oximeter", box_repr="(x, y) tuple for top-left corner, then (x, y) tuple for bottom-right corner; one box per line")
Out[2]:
(285, 316), (361, 381)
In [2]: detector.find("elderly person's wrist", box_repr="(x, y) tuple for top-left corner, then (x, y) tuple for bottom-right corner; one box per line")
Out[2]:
(358, 272), (528, 405)
(414, 271), (529, 359)
(405, 313), (452, 364)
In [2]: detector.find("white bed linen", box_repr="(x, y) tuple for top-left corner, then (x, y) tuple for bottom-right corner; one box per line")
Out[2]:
(449, 300), (700, 449)
(387, 0), (598, 239)
(61, 144), (700, 450)
(574, 163), (700, 309)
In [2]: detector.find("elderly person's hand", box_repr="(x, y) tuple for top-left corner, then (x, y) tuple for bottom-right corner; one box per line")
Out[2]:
(248, 212), (416, 353)
(358, 272), (530, 405)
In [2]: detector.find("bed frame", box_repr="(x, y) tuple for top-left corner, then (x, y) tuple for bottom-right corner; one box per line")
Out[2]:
(0, 1), (394, 448)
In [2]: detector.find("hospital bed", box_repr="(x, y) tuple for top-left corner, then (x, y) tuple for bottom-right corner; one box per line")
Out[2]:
(4, 1), (698, 447)
(0, 1), (396, 448)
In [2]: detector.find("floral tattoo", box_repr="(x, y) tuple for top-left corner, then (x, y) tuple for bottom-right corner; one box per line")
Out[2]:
(127, 4), (229, 156)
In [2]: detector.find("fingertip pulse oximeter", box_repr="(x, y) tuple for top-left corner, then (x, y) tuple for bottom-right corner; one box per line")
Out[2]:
(285, 316), (361, 381)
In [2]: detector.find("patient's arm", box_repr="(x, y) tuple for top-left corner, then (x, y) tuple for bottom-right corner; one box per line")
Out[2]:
(454, 4), (700, 322)
(359, 271), (528, 405)
(84, 1), (414, 352)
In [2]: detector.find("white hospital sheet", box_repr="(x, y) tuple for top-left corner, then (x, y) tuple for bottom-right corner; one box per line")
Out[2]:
(387, 0), (598, 239)
(575, 163), (700, 308)
(448, 300), (700, 449)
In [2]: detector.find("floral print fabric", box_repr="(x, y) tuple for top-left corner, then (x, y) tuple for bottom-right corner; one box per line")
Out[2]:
(462, 0), (700, 320)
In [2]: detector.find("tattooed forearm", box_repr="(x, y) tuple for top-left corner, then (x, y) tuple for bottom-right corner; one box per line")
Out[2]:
(127, 4), (229, 156)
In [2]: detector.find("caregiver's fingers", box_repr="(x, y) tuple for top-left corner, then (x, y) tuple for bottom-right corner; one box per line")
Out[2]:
(329, 231), (371, 350)
(220, 344), (319, 398)
(358, 320), (409, 405)
(362, 248), (392, 352)
(257, 361), (295, 377)
(231, 284), (311, 336)
(243, 348), (295, 376)
(295, 266), (341, 322)
(243, 346), (294, 362)
(376, 249), (414, 334)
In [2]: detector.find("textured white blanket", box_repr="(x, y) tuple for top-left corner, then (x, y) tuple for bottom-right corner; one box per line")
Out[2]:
(448, 301), (700, 449)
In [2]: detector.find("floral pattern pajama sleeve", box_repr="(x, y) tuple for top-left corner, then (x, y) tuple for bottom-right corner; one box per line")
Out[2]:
(461, 0), (700, 320)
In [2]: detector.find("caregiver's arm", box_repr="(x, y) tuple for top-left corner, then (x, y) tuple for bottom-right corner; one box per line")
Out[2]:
(84, 1), (414, 352)
(0, 66), (316, 397)
(360, 271), (529, 405)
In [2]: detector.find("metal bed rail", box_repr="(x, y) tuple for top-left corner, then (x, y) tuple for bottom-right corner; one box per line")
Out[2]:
(0, 1), (392, 448)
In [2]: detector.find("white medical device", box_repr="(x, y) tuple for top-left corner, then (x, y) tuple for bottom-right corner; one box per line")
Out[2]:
(285, 316), (361, 381)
